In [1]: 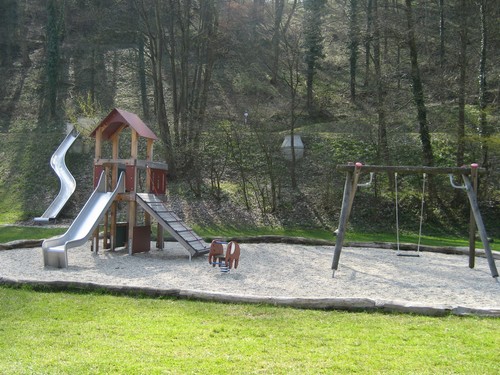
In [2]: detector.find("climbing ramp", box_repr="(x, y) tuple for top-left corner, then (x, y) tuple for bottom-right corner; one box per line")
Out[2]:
(136, 193), (210, 258)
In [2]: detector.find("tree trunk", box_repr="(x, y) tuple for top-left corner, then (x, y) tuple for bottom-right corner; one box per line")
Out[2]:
(349, 0), (359, 102)
(140, 0), (175, 173)
(364, 0), (373, 87)
(373, 0), (390, 167)
(405, 0), (433, 167)
(45, 0), (63, 120)
(137, 36), (150, 120)
(439, 0), (445, 69)
(478, 0), (490, 169)
(456, 0), (467, 167)
(270, 0), (285, 85)
(304, 0), (326, 116)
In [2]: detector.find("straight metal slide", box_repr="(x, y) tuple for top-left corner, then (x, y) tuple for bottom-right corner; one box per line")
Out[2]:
(42, 172), (125, 268)
(136, 193), (210, 258)
(34, 127), (79, 223)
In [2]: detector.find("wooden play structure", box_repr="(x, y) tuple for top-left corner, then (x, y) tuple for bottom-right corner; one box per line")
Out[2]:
(90, 108), (210, 258)
(42, 108), (212, 268)
(332, 162), (499, 279)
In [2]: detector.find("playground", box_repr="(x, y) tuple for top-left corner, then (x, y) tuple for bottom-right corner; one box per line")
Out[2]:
(4, 108), (497, 317)
(1, 240), (499, 316)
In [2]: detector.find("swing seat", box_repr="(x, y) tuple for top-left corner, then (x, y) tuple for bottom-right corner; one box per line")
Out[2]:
(397, 252), (420, 257)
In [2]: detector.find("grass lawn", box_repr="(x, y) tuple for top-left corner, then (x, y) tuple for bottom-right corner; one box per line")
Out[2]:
(0, 287), (499, 374)
(0, 225), (66, 243)
(2, 225), (499, 252)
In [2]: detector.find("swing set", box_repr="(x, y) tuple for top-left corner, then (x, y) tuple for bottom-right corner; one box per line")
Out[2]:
(332, 162), (499, 279)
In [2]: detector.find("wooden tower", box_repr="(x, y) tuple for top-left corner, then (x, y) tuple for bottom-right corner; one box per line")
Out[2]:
(89, 108), (168, 254)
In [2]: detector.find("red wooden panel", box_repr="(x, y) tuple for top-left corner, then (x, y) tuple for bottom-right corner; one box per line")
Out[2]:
(132, 225), (151, 254)
(94, 165), (104, 188)
(126, 165), (135, 192)
(150, 169), (167, 195)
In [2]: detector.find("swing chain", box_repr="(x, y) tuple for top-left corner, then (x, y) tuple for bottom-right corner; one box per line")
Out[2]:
(449, 174), (466, 190)
(395, 172), (426, 256)
(357, 172), (375, 188)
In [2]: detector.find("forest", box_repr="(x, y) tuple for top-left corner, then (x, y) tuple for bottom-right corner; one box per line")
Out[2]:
(0, 0), (499, 236)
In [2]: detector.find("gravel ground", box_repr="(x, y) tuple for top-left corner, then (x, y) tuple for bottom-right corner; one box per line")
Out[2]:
(1, 242), (499, 316)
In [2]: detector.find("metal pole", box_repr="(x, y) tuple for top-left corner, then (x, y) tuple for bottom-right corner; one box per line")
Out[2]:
(468, 167), (478, 268)
(462, 174), (498, 278)
(332, 163), (363, 277)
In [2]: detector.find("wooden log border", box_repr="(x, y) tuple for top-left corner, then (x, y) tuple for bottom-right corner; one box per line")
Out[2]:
(1, 276), (499, 317)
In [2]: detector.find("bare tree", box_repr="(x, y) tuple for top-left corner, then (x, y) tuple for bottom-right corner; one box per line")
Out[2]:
(348, 0), (360, 101)
(373, 0), (390, 167)
(478, 0), (490, 169)
(456, 0), (468, 166)
(281, 21), (302, 189)
(303, 0), (326, 115)
(404, 0), (433, 166)
(135, 0), (175, 172)
(269, 0), (298, 85)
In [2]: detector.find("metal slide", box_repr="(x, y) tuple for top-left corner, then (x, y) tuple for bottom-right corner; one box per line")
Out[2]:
(136, 193), (210, 258)
(43, 172), (125, 268)
(34, 127), (80, 223)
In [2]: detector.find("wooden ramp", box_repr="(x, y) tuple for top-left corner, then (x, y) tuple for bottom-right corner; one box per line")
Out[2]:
(136, 193), (210, 258)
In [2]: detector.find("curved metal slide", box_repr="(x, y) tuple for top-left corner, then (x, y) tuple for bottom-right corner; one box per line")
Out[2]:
(34, 127), (80, 223)
(43, 172), (125, 268)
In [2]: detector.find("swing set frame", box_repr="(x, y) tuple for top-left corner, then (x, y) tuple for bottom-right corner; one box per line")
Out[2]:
(332, 162), (499, 279)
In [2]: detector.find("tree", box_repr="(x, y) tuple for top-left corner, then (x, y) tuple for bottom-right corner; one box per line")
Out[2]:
(477, 0), (490, 169)
(269, 0), (298, 85)
(303, 0), (326, 115)
(165, 0), (220, 178)
(348, 0), (360, 102)
(373, 0), (390, 167)
(270, 0), (285, 85)
(44, 0), (64, 120)
(282, 23), (303, 189)
(135, 0), (175, 173)
(404, 0), (433, 167)
(0, 0), (17, 67)
(456, 0), (468, 166)
(364, 0), (373, 87)
(438, 0), (445, 69)
(135, 0), (220, 181)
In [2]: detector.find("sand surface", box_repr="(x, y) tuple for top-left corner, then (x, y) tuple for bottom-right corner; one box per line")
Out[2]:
(1, 242), (499, 314)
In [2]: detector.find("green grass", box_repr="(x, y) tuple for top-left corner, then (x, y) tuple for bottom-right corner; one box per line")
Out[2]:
(343, 231), (500, 251)
(193, 225), (335, 241)
(0, 286), (498, 374)
(2, 224), (499, 252)
(193, 225), (500, 251)
(0, 225), (66, 243)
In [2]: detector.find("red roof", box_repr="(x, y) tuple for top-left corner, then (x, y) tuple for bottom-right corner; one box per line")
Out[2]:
(90, 108), (158, 141)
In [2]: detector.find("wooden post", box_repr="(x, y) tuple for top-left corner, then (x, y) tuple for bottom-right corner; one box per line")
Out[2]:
(93, 127), (103, 251)
(461, 173), (498, 278)
(332, 163), (363, 276)
(468, 166), (478, 268)
(94, 127), (102, 159)
(128, 200), (136, 256)
(128, 130), (139, 255)
(156, 223), (164, 250)
(92, 227), (100, 254)
(146, 139), (153, 193)
(103, 210), (109, 249)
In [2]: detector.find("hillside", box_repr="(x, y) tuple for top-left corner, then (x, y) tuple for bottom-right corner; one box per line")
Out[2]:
(1, 0), (499, 238)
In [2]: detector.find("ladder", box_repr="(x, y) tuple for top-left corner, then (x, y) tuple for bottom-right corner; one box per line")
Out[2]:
(136, 193), (210, 258)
